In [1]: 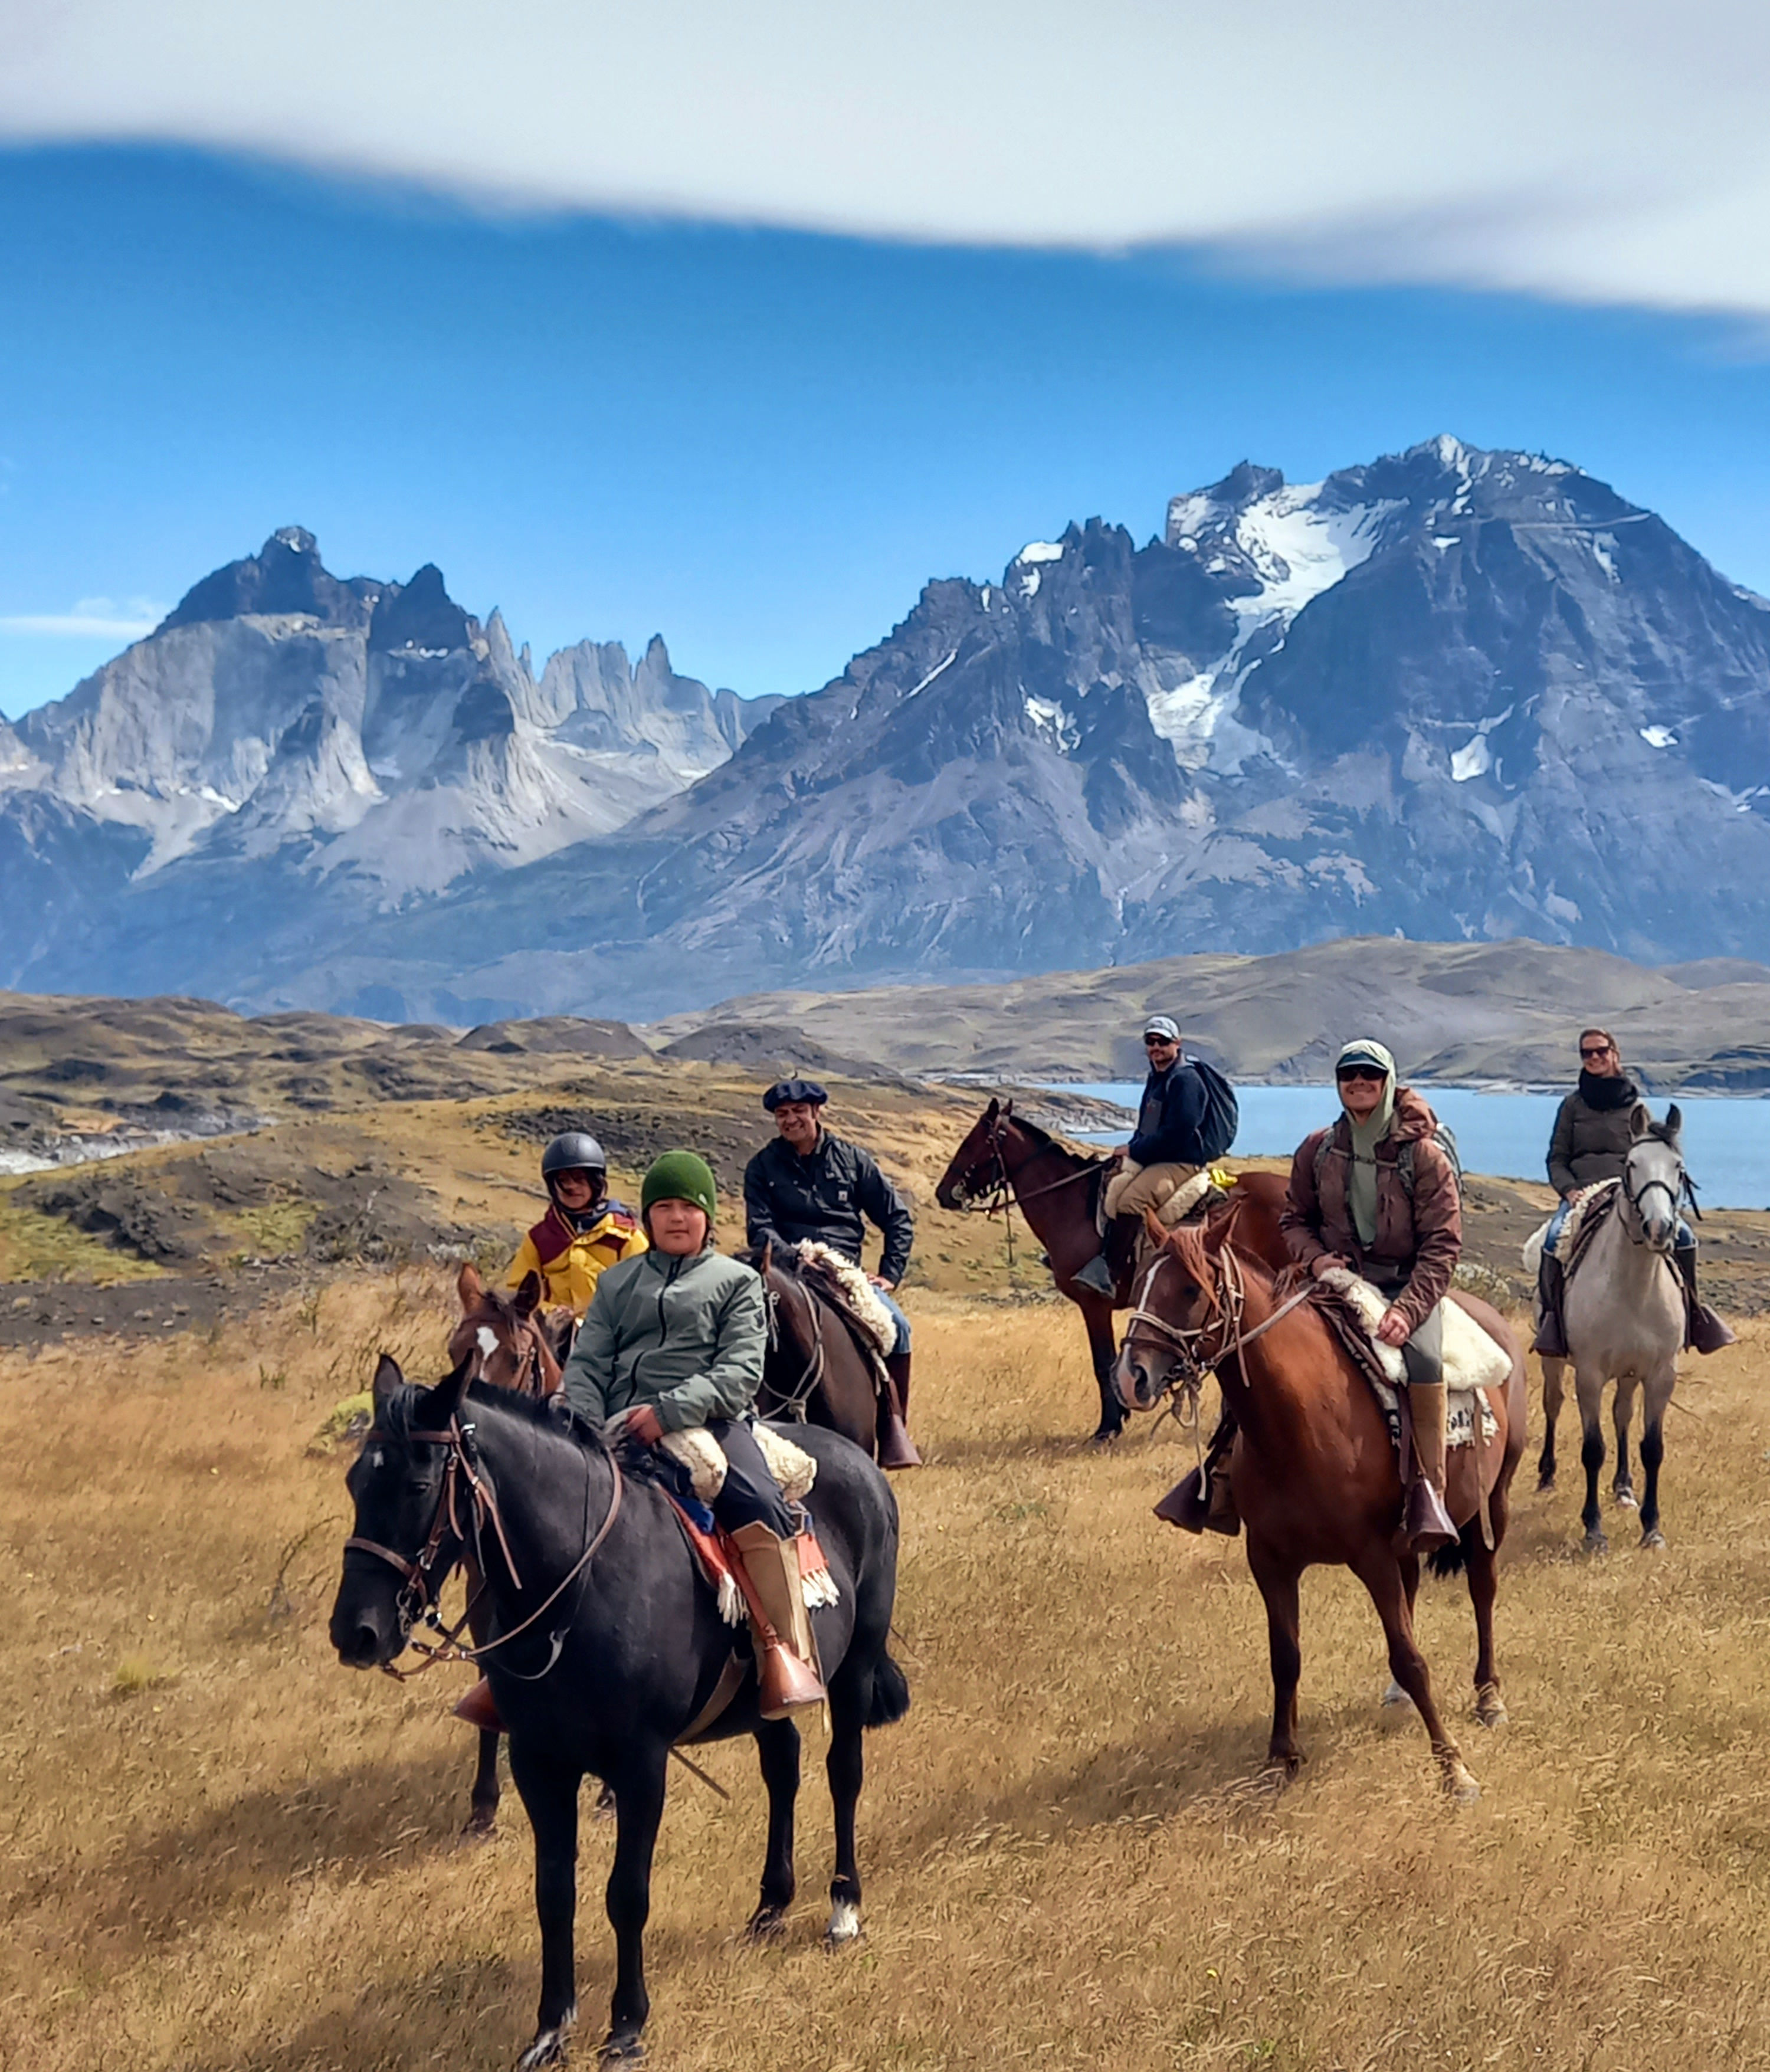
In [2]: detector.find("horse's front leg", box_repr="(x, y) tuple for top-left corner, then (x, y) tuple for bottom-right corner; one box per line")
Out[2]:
(746, 1717), (800, 1939)
(508, 1742), (582, 2069)
(1575, 1365), (1610, 1554)
(1246, 1538), (1304, 1776)
(1611, 1375), (1639, 1509)
(1465, 1529), (1507, 1726)
(823, 1667), (868, 1945)
(1537, 1356), (1566, 1492)
(1351, 1546), (1480, 1802)
(1638, 1364), (1676, 1550)
(1082, 1298), (1125, 1444)
(602, 1748), (668, 2061)
(466, 1727), (502, 1838)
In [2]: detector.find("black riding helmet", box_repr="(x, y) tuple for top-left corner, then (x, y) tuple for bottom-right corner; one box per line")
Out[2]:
(540, 1131), (607, 1205)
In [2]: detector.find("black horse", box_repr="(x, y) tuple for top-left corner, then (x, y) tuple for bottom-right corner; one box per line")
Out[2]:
(330, 1354), (909, 2068)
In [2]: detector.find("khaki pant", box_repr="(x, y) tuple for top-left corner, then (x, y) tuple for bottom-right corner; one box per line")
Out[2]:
(1104, 1159), (1200, 1221)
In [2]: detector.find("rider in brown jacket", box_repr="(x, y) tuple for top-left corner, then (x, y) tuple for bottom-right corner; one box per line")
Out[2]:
(1280, 1037), (1461, 1552)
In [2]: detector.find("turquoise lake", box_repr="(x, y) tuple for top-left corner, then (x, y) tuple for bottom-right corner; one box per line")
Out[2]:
(1059, 1083), (1770, 1211)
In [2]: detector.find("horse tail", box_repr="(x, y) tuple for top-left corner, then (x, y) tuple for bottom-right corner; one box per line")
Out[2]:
(867, 1650), (911, 1729)
(1427, 1539), (1468, 1579)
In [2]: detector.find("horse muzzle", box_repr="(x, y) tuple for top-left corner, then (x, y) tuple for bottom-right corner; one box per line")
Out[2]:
(1113, 1344), (1168, 1414)
(329, 1582), (404, 1670)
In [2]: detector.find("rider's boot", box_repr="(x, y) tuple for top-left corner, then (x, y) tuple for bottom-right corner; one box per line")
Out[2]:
(1073, 1250), (1115, 1297)
(453, 1677), (504, 1733)
(1155, 1415), (1241, 1536)
(876, 1353), (922, 1470)
(729, 1522), (828, 1720)
(1402, 1382), (1459, 1553)
(1532, 1252), (1569, 1358)
(1676, 1242), (1736, 1353)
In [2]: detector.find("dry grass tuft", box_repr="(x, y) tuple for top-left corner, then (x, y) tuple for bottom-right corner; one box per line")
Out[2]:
(8, 1268), (1770, 2070)
(110, 1652), (171, 1697)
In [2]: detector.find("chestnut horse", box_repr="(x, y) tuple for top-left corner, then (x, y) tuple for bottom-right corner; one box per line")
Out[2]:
(1115, 1215), (1527, 1801)
(442, 1263), (565, 1835)
(743, 1240), (887, 1459)
(935, 1097), (1289, 1442)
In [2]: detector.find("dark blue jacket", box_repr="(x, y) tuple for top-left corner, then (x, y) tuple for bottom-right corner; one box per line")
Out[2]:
(1127, 1060), (1210, 1167)
(743, 1130), (914, 1286)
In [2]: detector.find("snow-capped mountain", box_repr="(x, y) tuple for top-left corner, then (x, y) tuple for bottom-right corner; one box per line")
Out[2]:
(8, 439), (1770, 1018)
(0, 528), (777, 986)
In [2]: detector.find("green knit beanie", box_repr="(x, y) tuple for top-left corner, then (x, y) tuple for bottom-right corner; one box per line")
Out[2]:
(641, 1150), (717, 1223)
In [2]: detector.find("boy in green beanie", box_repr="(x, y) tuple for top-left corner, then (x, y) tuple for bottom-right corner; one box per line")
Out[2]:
(560, 1150), (825, 1716)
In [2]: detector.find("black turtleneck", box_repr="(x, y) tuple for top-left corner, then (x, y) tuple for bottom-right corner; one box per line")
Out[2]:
(1579, 1069), (1638, 1112)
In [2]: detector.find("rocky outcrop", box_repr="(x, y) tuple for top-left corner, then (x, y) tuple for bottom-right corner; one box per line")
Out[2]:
(0, 531), (778, 991)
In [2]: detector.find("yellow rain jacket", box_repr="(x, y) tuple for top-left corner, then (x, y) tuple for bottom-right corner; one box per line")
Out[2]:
(506, 1201), (648, 1316)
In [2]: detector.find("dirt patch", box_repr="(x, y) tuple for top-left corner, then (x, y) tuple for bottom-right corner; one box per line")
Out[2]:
(491, 1100), (768, 1199)
(0, 1264), (300, 1348)
(19, 1171), (210, 1266)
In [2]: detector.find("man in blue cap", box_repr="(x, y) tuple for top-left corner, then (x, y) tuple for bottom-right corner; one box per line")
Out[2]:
(744, 1078), (921, 1467)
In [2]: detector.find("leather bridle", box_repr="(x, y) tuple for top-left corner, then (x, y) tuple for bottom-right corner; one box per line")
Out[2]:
(448, 1308), (553, 1398)
(763, 1270), (827, 1421)
(1122, 1247), (1316, 1405)
(1621, 1143), (1696, 1254)
(946, 1111), (1099, 1217)
(343, 1412), (622, 1683)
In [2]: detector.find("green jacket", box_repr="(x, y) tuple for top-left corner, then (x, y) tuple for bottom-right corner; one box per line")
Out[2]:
(560, 1246), (766, 1433)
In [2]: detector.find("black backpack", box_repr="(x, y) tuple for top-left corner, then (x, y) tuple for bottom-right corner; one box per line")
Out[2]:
(1185, 1058), (1240, 1164)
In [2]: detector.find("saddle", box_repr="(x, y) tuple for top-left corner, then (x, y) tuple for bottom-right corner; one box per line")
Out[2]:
(1310, 1271), (1506, 1451)
(1523, 1179), (1619, 1284)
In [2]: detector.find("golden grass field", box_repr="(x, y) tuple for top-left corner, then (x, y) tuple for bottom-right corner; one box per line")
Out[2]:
(8, 1253), (1770, 2072)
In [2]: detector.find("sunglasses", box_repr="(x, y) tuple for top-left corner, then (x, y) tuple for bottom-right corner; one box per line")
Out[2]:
(1336, 1067), (1386, 1084)
(1143, 1034), (1178, 1048)
(1579, 1045), (1613, 1060)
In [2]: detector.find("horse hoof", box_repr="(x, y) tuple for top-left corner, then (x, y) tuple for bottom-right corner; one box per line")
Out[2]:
(592, 1783), (617, 1823)
(1535, 1473), (1555, 1494)
(1615, 1488), (1638, 1510)
(745, 1904), (788, 1943)
(598, 2037), (646, 2067)
(516, 2009), (576, 2068)
(460, 1809), (498, 1842)
(1380, 1678), (1415, 1712)
(1475, 1684), (1508, 1727)
(1089, 1428), (1122, 1450)
(1582, 1531), (1608, 1557)
(822, 1900), (864, 1948)
(1641, 1527), (1667, 1551)
(1442, 1760), (1482, 1804)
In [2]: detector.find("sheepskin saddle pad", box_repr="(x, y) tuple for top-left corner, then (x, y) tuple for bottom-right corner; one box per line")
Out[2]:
(1315, 1268), (1504, 1450)
(658, 1422), (818, 1507)
(1522, 1178), (1620, 1278)
(792, 1239), (897, 1356)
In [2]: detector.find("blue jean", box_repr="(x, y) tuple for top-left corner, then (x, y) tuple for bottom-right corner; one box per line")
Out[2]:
(874, 1286), (912, 1357)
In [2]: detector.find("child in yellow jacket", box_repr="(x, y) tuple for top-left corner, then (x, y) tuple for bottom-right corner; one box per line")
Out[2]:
(506, 1130), (647, 1316)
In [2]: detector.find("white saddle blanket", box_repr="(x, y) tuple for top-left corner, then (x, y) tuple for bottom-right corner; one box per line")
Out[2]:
(796, 1240), (897, 1355)
(1317, 1267), (1506, 1448)
(659, 1421), (818, 1505)
(1522, 1178), (1618, 1275)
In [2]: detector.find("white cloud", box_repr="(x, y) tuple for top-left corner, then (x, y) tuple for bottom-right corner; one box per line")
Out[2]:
(2, 1), (1768, 314)
(0, 598), (164, 638)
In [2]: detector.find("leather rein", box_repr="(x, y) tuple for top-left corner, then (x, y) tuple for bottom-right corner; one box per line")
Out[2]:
(763, 1270), (826, 1421)
(1123, 1246), (1316, 1409)
(949, 1113), (1101, 1220)
(344, 1413), (622, 1684)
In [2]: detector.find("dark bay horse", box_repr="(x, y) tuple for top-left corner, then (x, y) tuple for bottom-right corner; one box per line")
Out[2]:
(1114, 1217), (1526, 1800)
(744, 1240), (889, 1458)
(935, 1097), (1290, 1442)
(442, 1263), (565, 1836)
(331, 1358), (908, 2068)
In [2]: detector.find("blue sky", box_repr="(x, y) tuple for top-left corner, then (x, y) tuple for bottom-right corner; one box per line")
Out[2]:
(4, 143), (1769, 722)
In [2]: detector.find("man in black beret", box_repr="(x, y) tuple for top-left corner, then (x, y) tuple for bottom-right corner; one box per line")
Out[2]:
(745, 1079), (920, 1467)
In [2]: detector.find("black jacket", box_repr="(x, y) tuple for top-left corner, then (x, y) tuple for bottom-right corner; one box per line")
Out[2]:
(1126, 1060), (1210, 1167)
(743, 1131), (914, 1286)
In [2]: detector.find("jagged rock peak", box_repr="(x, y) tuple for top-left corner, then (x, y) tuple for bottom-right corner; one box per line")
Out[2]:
(369, 563), (472, 656)
(161, 526), (383, 635)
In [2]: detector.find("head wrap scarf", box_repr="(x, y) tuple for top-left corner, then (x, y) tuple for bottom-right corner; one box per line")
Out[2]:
(1335, 1038), (1398, 1248)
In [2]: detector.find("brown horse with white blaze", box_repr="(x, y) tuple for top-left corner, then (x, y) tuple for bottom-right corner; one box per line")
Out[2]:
(935, 1097), (1290, 1442)
(441, 1263), (566, 1836)
(1114, 1214), (1526, 1799)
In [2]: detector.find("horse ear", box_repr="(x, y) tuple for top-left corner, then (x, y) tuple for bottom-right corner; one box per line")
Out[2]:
(421, 1352), (474, 1427)
(1004, 1098), (1015, 1119)
(759, 1237), (773, 1275)
(513, 1270), (542, 1319)
(1142, 1207), (1168, 1250)
(984, 1097), (999, 1121)
(1628, 1100), (1651, 1138)
(457, 1261), (484, 1310)
(372, 1353), (404, 1407)
(1664, 1102), (1683, 1142)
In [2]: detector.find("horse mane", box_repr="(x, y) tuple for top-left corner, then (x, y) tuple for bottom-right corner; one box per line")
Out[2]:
(372, 1374), (611, 1457)
(998, 1111), (1107, 1163)
(1162, 1221), (1224, 1320)
(738, 1240), (861, 1316)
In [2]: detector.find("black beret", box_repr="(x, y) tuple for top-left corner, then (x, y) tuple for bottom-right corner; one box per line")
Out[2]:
(763, 1078), (829, 1112)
